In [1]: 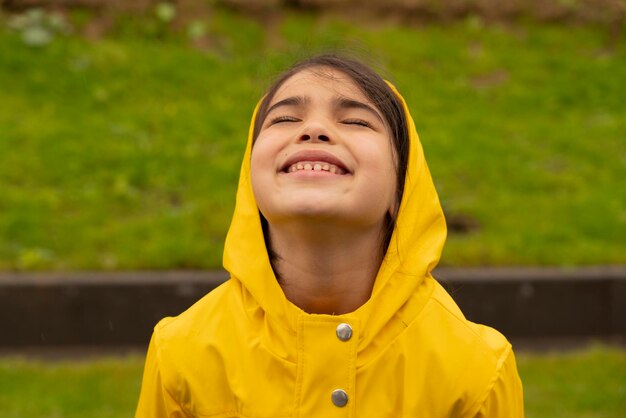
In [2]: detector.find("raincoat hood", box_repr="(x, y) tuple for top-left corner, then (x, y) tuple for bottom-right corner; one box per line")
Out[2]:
(136, 80), (523, 418)
(223, 83), (447, 362)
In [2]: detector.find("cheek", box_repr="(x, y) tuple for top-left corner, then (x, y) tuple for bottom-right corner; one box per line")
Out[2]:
(370, 147), (398, 214)
(250, 135), (274, 175)
(360, 142), (397, 189)
(249, 138), (279, 213)
(250, 143), (266, 194)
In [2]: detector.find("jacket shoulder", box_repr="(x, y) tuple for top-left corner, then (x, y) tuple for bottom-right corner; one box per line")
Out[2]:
(149, 277), (247, 387)
(427, 277), (512, 359)
(146, 278), (251, 415)
(153, 278), (241, 343)
(416, 278), (520, 415)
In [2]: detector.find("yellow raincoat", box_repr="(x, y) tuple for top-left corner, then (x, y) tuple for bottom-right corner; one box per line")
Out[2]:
(136, 84), (524, 417)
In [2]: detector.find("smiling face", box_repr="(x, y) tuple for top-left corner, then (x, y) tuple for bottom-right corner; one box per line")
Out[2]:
(250, 67), (397, 231)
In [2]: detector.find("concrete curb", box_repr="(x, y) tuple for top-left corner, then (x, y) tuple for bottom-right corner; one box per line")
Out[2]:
(436, 266), (626, 340)
(2, 267), (625, 347)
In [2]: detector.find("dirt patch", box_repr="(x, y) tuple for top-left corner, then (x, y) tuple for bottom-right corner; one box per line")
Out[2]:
(470, 69), (510, 90)
(446, 213), (481, 234)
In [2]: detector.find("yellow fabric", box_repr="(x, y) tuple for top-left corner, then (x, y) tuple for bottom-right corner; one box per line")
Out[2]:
(136, 83), (524, 417)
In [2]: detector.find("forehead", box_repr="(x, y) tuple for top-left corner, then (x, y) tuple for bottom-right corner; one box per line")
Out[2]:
(270, 67), (371, 106)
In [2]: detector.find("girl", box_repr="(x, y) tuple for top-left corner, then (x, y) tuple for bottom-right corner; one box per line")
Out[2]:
(135, 54), (524, 417)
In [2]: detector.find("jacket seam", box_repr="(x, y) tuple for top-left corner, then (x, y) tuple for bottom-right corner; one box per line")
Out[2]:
(357, 277), (436, 370)
(293, 317), (304, 418)
(466, 343), (513, 416)
(347, 321), (357, 418)
(154, 329), (194, 418)
(429, 287), (512, 355)
(429, 290), (484, 341)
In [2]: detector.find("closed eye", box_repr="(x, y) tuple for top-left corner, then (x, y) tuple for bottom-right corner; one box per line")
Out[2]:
(270, 115), (300, 125)
(342, 118), (374, 129)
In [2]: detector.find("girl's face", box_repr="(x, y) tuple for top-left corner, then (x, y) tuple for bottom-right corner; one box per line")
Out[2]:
(250, 67), (397, 230)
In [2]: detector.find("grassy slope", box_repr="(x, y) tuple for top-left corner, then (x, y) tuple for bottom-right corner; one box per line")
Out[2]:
(0, 10), (625, 270)
(0, 345), (624, 417)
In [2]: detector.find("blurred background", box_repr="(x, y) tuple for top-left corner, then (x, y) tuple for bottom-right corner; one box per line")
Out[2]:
(0, 0), (625, 416)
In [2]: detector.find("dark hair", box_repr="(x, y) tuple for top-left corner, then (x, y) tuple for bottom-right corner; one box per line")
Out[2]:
(254, 54), (409, 260)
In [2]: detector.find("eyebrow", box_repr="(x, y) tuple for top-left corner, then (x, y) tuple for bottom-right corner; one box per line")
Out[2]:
(335, 97), (384, 124)
(265, 95), (384, 125)
(266, 96), (308, 115)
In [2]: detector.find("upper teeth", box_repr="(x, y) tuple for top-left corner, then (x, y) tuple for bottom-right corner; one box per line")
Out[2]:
(287, 161), (344, 174)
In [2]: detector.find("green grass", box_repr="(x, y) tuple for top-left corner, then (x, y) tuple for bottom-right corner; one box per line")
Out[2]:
(1, 10), (625, 270)
(0, 356), (143, 418)
(0, 345), (624, 417)
(517, 345), (626, 417)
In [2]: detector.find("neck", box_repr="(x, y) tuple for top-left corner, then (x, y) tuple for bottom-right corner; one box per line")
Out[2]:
(267, 220), (385, 315)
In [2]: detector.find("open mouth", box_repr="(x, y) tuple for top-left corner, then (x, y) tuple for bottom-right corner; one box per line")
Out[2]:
(285, 161), (347, 175)
(280, 150), (350, 175)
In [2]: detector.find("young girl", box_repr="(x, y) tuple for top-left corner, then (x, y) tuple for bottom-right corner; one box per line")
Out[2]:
(135, 54), (524, 417)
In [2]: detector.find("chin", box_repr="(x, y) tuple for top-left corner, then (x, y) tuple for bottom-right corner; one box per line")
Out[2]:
(283, 201), (343, 219)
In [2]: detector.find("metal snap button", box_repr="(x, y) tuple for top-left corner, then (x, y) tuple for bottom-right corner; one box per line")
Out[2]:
(331, 389), (348, 407)
(336, 323), (352, 341)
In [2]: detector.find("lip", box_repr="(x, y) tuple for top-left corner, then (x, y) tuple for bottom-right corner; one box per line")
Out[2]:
(280, 150), (351, 174)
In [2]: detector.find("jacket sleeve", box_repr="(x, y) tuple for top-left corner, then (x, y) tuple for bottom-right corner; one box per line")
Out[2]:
(473, 347), (525, 417)
(135, 332), (190, 418)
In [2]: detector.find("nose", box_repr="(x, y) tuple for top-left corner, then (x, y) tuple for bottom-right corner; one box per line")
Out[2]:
(300, 132), (330, 142)
(299, 120), (331, 143)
